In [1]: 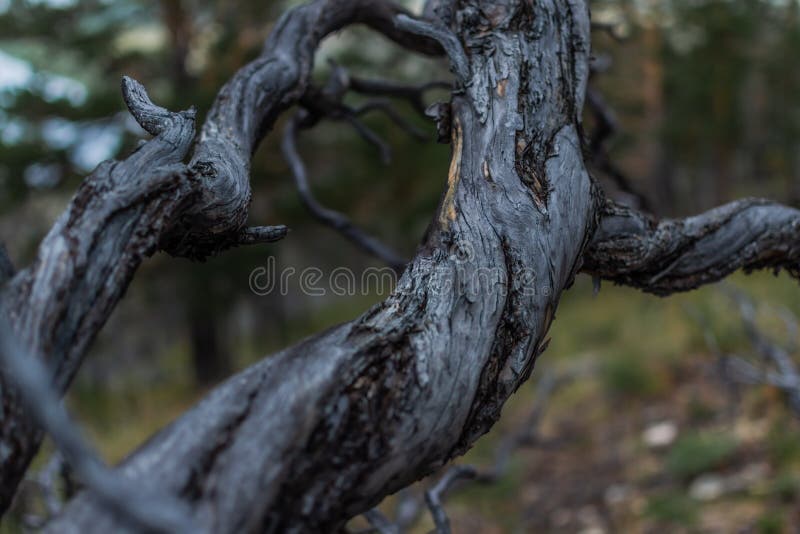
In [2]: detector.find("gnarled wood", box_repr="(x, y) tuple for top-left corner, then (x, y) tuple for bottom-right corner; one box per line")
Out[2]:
(0, 1), (434, 515)
(3, 0), (800, 531)
(0, 78), (197, 513)
(49, 0), (596, 531)
(584, 198), (800, 295)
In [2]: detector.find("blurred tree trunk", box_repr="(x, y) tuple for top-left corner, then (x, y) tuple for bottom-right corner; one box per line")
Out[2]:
(642, 24), (673, 215)
(188, 309), (228, 387)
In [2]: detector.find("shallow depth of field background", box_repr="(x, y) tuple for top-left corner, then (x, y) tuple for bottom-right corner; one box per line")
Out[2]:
(2, 0), (800, 532)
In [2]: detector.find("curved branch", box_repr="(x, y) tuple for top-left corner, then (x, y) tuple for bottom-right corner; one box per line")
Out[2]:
(394, 15), (469, 82)
(165, 0), (444, 259)
(0, 0), (436, 512)
(282, 112), (407, 272)
(49, 1), (595, 531)
(349, 77), (451, 116)
(582, 199), (800, 295)
(0, 78), (197, 514)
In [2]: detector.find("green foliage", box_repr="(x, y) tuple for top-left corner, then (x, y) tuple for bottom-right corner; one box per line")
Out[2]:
(665, 431), (738, 480)
(757, 511), (786, 534)
(767, 420), (800, 468)
(771, 472), (800, 503)
(645, 492), (699, 526)
(602, 351), (660, 398)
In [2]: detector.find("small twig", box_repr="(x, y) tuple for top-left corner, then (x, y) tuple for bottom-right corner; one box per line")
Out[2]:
(394, 15), (469, 82)
(343, 114), (394, 164)
(349, 77), (451, 116)
(353, 100), (428, 141)
(424, 465), (477, 534)
(236, 225), (289, 245)
(0, 319), (197, 533)
(282, 112), (407, 273)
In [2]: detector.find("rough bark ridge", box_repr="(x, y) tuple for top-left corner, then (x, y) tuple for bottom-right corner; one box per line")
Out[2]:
(0, 0), (435, 515)
(49, 0), (595, 531)
(1, 0), (798, 531)
(0, 81), (197, 512)
(583, 198), (800, 295)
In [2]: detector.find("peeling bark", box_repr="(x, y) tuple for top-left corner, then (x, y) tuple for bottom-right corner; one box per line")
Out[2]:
(583, 198), (800, 295)
(0, 0), (798, 531)
(48, 1), (596, 531)
(0, 1), (435, 514)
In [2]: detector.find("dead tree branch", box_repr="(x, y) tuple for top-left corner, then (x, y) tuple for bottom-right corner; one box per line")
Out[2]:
(0, 0), (438, 514)
(349, 77), (451, 116)
(47, 2), (596, 530)
(583, 198), (800, 295)
(1, 0), (798, 532)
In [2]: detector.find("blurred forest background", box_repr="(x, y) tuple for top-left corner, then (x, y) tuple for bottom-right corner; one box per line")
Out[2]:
(3, 0), (800, 532)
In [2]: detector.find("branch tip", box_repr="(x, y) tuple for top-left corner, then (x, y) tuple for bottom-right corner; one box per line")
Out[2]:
(121, 76), (195, 136)
(238, 225), (290, 245)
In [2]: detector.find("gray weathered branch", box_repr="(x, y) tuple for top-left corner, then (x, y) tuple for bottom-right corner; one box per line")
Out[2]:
(282, 111), (407, 272)
(48, 1), (595, 531)
(5, 0), (800, 531)
(583, 198), (800, 295)
(165, 0), (444, 259)
(0, 77), (197, 513)
(0, 0), (436, 514)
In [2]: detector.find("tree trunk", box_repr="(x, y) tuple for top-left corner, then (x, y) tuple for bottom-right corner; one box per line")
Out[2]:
(1, 0), (799, 531)
(47, 1), (595, 531)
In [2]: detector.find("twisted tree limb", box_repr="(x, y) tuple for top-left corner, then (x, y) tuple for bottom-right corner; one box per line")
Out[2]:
(583, 198), (800, 295)
(0, 77), (198, 513)
(48, 0), (596, 531)
(0, 0), (435, 515)
(1, 0), (799, 531)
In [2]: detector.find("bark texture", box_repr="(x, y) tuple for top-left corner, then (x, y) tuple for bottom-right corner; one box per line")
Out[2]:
(0, 0), (434, 514)
(0, 0), (798, 531)
(49, 0), (596, 531)
(583, 198), (800, 295)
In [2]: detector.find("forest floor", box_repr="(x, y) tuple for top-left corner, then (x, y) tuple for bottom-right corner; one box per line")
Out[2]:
(387, 273), (800, 533)
(8, 271), (800, 533)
